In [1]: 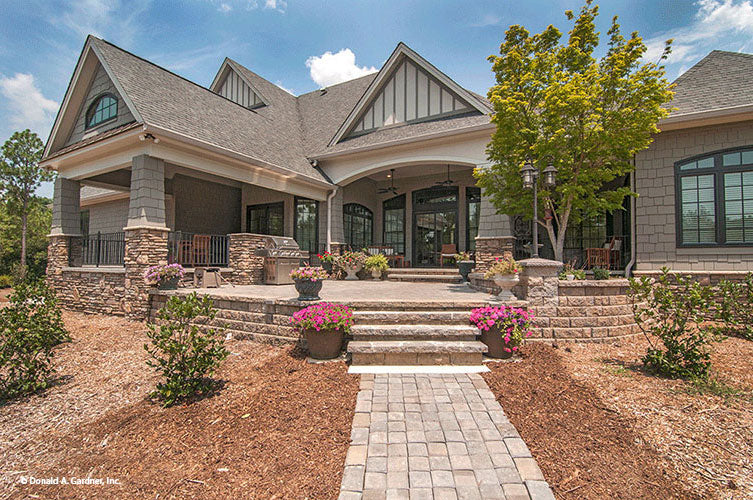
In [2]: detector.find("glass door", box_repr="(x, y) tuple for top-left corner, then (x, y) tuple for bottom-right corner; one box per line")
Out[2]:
(412, 186), (458, 267)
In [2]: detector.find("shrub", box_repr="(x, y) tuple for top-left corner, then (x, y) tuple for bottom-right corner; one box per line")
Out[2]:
(0, 280), (69, 400)
(336, 251), (366, 269)
(558, 262), (586, 280)
(316, 251), (336, 263)
(716, 273), (753, 341)
(469, 306), (534, 353)
(453, 252), (473, 263)
(0, 275), (12, 288)
(364, 254), (389, 272)
(290, 302), (354, 333)
(145, 293), (229, 407)
(484, 256), (520, 279)
(592, 267), (610, 280)
(629, 268), (723, 380)
(290, 266), (328, 281)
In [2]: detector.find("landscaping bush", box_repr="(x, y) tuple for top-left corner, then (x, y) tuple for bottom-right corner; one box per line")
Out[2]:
(145, 293), (229, 407)
(0, 275), (12, 288)
(629, 268), (723, 380)
(0, 280), (69, 400)
(592, 267), (610, 280)
(716, 273), (753, 341)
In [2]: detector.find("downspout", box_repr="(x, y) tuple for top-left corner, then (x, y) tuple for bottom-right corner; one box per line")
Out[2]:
(624, 155), (637, 277)
(326, 186), (339, 252)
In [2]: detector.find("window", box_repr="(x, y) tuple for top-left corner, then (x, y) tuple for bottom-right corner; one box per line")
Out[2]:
(80, 209), (90, 237)
(676, 147), (753, 246)
(466, 187), (480, 252)
(344, 203), (373, 250)
(86, 94), (118, 129)
(246, 202), (283, 236)
(383, 195), (405, 255)
(294, 197), (319, 255)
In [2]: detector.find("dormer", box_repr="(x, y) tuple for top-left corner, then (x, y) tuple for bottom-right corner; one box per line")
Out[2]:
(210, 59), (267, 109)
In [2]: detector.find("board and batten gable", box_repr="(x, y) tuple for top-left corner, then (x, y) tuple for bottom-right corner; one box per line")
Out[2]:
(635, 120), (753, 272)
(65, 63), (135, 147)
(217, 68), (264, 109)
(347, 57), (473, 138)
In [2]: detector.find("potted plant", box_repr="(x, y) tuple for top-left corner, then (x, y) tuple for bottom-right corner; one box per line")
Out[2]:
(364, 254), (389, 279)
(558, 262), (586, 281)
(290, 266), (329, 301)
(336, 251), (366, 281)
(317, 251), (336, 274)
(454, 252), (475, 282)
(144, 263), (185, 290)
(470, 305), (534, 359)
(290, 302), (354, 359)
(484, 256), (520, 300)
(592, 267), (610, 280)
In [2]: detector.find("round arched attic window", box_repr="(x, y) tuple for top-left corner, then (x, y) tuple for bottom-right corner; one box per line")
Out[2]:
(86, 93), (118, 129)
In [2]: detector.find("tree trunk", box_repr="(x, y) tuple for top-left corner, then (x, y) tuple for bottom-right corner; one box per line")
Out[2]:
(20, 199), (27, 277)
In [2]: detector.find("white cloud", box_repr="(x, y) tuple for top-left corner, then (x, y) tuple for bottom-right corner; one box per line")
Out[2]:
(219, 3), (232, 13)
(150, 40), (242, 72)
(264, 0), (287, 12)
(306, 49), (377, 88)
(469, 14), (501, 28)
(52, 0), (151, 46)
(275, 80), (295, 95)
(0, 73), (59, 137)
(642, 0), (753, 76)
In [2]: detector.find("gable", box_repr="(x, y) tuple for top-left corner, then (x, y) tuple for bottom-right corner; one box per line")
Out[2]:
(65, 63), (135, 147)
(215, 66), (265, 109)
(347, 57), (472, 138)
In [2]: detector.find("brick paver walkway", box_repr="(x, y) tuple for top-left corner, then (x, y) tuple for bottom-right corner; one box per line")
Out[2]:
(339, 373), (555, 500)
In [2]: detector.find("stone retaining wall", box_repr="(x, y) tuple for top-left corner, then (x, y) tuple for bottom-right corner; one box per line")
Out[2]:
(227, 233), (266, 285)
(54, 268), (128, 315)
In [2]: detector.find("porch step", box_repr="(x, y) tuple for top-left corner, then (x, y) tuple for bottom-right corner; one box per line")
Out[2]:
(352, 310), (470, 325)
(351, 324), (478, 341)
(387, 273), (463, 283)
(348, 340), (486, 366)
(389, 268), (460, 275)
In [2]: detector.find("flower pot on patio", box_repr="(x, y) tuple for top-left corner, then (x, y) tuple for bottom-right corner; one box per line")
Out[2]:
(304, 328), (344, 359)
(457, 260), (475, 282)
(157, 276), (180, 290)
(344, 265), (361, 280)
(480, 325), (516, 359)
(493, 274), (519, 300)
(294, 278), (323, 301)
(371, 269), (382, 280)
(470, 305), (534, 359)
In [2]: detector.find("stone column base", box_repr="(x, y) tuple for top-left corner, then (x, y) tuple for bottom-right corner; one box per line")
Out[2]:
(124, 226), (169, 320)
(474, 236), (515, 273)
(228, 233), (267, 284)
(519, 257), (563, 307)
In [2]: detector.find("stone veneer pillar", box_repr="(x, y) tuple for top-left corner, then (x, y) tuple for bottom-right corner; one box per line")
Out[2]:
(228, 233), (267, 284)
(475, 194), (515, 272)
(47, 177), (82, 289)
(518, 258), (563, 307)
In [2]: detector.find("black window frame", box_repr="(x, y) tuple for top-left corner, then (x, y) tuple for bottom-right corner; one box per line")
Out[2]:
(675, 145), (753, 247)
(294, 196), (319, 255)
(465, 187), (481, 252)
(246, 201), (284, 236)
(85, 93), (118, 129)
(383, 194), (406, 255)
(343, 203), (373, 250)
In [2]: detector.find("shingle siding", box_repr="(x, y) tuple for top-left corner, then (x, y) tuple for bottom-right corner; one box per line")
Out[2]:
(635, 120), (753, 271)
(87, 198), (129, 234)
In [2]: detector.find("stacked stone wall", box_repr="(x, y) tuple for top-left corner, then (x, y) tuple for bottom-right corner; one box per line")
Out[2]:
(227, 233), (267, 284)
(474, 236), (514, 273)
(124, 227), (169, 320)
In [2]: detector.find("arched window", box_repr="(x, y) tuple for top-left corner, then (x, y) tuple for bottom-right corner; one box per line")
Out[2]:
(86, 94), (118, 129)
(344, 203), (373, 250)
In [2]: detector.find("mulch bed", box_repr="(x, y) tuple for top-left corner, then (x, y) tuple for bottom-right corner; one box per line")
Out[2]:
(484, 338), (753, 500)
(2, 312), (359, 499)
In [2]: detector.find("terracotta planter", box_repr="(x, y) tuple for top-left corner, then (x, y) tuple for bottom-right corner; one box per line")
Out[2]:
(304, 328), (344, 359)
(457, 261), (475, 282)
(343, 265), (362, 281)
(480, 325), (518, 359)
(493, 274), (519, 300)
(294, 279), (323, 301)
(157, 276), (180, 290)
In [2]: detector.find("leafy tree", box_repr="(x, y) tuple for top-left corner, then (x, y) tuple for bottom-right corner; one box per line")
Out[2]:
(476, 1), (674, 261)
(0, 130), (55, 277)
(0, 197), (52, 279)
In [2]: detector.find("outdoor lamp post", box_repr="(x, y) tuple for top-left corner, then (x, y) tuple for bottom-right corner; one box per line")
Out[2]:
(521, 158), (557, 258)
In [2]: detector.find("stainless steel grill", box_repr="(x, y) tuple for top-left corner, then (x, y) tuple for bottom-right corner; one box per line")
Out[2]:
(255, 236), (306, 284)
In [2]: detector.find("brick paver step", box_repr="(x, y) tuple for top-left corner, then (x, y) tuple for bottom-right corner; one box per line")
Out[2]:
(351, 324), (478, 341)
(388, 268), (461, 275)
(387, 274), (464, 283)
(348, 340), (487, 354)
(353, 310), (471, 325)
(348, 340), (487, 366)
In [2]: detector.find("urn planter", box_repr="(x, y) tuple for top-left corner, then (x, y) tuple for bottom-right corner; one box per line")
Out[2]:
(370, 268), (383, 280)
(480, 325), (517, 359)
(157, 276), (180, 290)
(493, 274), (519, 300)
(294, 278), (323, 301)
(304, 328), (344, 359)
(457, 261), (475, 282)
(343, 265), (362, 281)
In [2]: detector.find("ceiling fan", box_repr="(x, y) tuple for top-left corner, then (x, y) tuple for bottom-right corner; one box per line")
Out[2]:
(378, 168), (399, 195)
(436, 165), (455, 186)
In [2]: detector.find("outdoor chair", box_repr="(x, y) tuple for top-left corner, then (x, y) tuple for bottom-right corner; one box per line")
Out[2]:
(439, 244), (457, 268)
(586, 237), (619, 270)
(192, 234), (211, 266)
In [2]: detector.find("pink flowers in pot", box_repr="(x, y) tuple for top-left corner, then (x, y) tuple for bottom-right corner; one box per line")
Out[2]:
(290, 266), (329, 281)
(144, 263), (185, 285)
(290, 302), (354, 333)
(470, 305), (534, 353)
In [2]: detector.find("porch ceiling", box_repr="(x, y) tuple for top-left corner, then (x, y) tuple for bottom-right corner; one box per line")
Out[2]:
(364, 163), (470, 182)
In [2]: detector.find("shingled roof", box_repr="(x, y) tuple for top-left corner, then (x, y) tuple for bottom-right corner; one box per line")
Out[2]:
(670, 50), (753, 117)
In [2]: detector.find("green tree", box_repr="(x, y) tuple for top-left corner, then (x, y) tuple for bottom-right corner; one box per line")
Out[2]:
(476, 1), (674, 261)
(0, 129), (54, 276)
(0, 197), (52, 278)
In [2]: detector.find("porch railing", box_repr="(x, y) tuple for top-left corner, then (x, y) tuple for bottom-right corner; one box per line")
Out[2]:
(80, 231), (125, 267)
(167, 231), (229, 267)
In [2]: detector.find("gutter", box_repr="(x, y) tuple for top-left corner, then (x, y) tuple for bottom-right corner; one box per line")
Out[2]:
(659, 104), (753, 131)
(624, 156), (637, 277)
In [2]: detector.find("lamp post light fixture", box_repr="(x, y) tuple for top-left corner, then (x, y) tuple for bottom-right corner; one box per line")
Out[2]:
(520, 158), (557, 258)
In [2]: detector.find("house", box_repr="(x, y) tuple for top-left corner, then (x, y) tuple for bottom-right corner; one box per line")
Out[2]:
(41, 37), (753, 319)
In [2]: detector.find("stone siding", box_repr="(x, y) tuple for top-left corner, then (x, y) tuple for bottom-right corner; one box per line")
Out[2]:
(227, 233), (267, 285)
(474, 236), (514, 273)
(123, 227), (169, 320)
(54, 268), (127, 315)
(635, 120), (753, 272)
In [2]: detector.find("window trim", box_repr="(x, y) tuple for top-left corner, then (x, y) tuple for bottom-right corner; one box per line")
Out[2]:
(343, 203), (374, 250)
(382, 194), (406, 255)
(293, 196), (319, 255)
(675, 145), (753, 248)
(85, 93), (119, 130)
(245, 201), (284, 235)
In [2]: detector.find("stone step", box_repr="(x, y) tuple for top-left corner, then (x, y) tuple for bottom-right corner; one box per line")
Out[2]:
(336, 301), (491, 312)
(351, 324), (478, 341)
(387, 273), (464, 283)
(348, 340), (486, 366)
(388, 268), (460, 275)
(352, 310), (470, 325)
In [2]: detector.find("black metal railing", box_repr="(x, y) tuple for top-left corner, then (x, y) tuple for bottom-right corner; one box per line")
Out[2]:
(80, 232), (125, 266)
(167, 231), (229, 267)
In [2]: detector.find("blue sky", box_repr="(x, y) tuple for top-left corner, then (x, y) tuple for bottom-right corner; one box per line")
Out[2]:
(2, 0), (753, 197)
